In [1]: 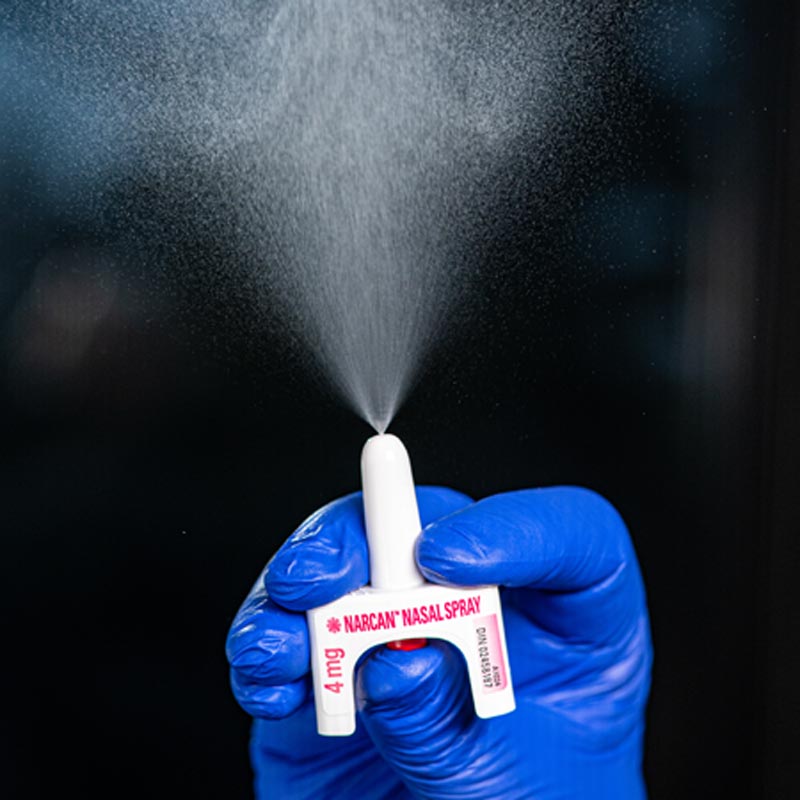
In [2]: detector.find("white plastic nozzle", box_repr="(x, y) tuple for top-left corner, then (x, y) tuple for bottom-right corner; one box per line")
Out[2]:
(361, 433), (425, 591)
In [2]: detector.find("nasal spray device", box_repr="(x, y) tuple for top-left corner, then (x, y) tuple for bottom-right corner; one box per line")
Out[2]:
(307, 433), (516, 736)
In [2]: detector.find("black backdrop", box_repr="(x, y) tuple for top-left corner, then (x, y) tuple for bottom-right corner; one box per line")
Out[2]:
(2, 2), (799, 798)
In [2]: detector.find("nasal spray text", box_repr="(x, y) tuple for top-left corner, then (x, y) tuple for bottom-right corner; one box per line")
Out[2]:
(307, 434), (515, 736)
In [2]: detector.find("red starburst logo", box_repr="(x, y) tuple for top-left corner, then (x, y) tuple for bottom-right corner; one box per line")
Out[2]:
(326, 617), (342, 634)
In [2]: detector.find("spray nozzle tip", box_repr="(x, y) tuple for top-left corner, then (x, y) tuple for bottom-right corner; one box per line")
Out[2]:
(362, 432), (406, 466)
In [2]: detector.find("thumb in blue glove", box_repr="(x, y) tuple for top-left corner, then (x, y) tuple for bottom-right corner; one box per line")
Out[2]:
(226, 486), (652, 799)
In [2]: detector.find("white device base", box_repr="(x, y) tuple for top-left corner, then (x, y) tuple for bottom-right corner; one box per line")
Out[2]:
(307, 582), (515, 736)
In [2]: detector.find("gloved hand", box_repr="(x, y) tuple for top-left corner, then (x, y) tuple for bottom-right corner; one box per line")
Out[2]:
(227, 486), (652, 799)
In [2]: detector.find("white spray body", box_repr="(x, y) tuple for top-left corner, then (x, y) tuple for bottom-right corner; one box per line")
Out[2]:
(307, 434), (515, 736)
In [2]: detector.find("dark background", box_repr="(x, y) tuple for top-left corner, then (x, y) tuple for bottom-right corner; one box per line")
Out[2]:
(2, 1), (799, 798)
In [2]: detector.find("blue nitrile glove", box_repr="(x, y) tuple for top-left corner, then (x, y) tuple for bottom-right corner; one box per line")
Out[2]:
(226, 486), (652, 799)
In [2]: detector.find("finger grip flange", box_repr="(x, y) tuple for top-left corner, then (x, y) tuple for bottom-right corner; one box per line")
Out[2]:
(307, 582), (515, 735)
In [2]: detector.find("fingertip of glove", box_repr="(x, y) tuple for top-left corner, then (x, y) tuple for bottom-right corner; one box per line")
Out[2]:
(263, 552), (325, 611)
(265, 548), (369, 611)
(356, 643), (449, 710)
(230, 670), (308, 720)
(415, 520), (489, 586)
(265, 497), (370, 611)
(226, 616), (309, 684)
